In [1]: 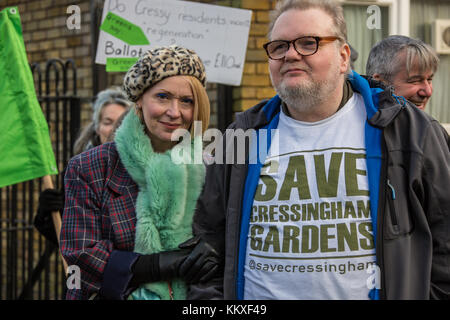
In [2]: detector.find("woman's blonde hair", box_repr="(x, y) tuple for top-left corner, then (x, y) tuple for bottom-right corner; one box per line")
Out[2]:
(184, 75), (210, 136)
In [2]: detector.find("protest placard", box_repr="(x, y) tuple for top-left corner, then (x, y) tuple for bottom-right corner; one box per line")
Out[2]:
(95, 0), (252, 86)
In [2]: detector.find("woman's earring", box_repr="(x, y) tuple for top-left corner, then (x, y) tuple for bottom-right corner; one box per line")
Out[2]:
(135, 104), (144, 121)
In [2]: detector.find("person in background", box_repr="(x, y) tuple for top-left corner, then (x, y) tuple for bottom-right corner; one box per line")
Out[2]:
(73, 87), (131, 154)
(106, 109), (130, 142)
(61, 45), (219, 300)
(34, 88), (131, 246)
(366, 35), (439, 110)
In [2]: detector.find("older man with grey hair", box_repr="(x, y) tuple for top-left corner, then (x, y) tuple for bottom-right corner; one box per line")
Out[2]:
(366, 35), (439, 110)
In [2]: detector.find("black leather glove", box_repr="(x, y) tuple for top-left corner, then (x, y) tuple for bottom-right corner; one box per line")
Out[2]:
(158, 249), (191, 280)
(178, 236), (221, 284)
(38, 188), (64, 213)
(33, 188), (64, 246)
(130, 249), (191, 287)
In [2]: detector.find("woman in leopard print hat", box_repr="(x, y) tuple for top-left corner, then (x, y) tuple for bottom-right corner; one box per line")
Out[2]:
(61, 46), (218, 300)
(123, 46), (207, 102)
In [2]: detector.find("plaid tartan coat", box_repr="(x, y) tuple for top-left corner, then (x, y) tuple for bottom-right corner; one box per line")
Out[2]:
(61, 142), (140, 300)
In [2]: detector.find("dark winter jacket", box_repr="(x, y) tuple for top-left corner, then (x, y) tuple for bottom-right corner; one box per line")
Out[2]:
(188, 71), (450, 300)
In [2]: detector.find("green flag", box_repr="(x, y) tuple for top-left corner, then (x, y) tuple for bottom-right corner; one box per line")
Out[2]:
(0, 7), (58, 188)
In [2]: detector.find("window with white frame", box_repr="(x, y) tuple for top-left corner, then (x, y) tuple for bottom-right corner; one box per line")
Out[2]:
(341, 0), (410, 74)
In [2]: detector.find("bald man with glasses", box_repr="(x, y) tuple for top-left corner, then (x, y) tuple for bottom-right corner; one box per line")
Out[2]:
(188, 0), (450, 300)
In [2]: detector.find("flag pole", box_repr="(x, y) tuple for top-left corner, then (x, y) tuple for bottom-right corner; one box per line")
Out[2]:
(42, 175), (69, 275)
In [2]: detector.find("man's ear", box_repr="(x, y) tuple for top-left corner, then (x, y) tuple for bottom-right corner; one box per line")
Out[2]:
(340, 43), (351, 73)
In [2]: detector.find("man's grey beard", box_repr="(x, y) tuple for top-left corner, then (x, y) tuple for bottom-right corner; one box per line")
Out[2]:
(273, 71), (341, 113)
(275, 80), (326, 113)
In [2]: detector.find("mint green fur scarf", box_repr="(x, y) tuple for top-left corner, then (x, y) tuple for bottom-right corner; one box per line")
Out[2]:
(114, 110), (205, 300)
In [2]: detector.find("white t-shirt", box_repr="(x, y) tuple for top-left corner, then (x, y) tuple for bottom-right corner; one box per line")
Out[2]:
(244, 93), (376, 300)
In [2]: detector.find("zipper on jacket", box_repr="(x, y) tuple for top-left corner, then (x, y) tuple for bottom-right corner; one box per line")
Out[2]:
(386, 179), (399, 232)
(233, 111), (252, 299)
(377, 138), (388, 300)
(232, 161), (250, 299)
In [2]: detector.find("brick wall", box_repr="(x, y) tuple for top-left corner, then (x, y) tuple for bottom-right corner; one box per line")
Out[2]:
(235, 0), (276, 111)
(4, 0), (225, 130)
(196, 0), (277, 115)
(3, 0), (93, 127)
(210, 0), (277, 113)
(2, 0), (277, 128)
(0, 0), (278, 300)
(20, 0), (91, 98)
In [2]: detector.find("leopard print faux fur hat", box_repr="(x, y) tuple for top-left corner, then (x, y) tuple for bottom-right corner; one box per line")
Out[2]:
(123, 45), (206, 102)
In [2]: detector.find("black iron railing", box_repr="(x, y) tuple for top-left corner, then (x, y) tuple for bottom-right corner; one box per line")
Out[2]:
(0, 59), (81, 300)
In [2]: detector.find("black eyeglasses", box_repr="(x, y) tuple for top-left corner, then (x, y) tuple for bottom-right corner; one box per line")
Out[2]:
(263, 36), (342, 60)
